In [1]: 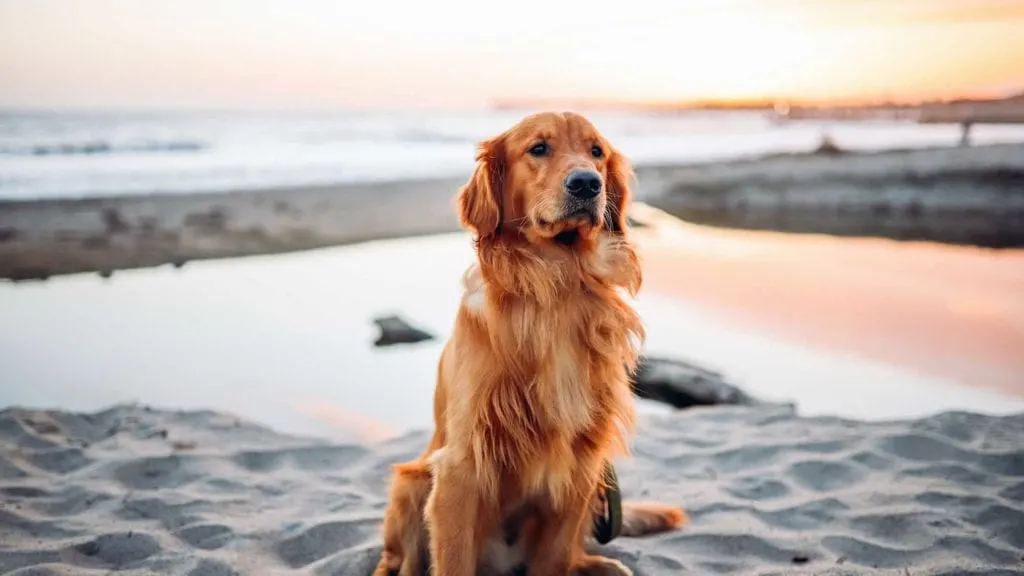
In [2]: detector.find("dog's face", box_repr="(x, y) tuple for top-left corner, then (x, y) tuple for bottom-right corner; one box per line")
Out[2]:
(457, 112), (632, 245)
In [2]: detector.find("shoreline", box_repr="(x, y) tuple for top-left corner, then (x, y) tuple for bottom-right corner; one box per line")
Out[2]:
(3, 142), (1024, 281)
(0, 177), (467, 281)
(2, 214), (1022, 439)
(642, 142), (1024, 249)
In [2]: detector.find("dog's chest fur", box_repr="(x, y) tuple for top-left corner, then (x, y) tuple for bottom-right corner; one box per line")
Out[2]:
(459, 265), (637, 502)
(447, 238), (642, 575)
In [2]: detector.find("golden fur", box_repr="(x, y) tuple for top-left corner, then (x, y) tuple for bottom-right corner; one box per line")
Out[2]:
(374, 112), (685, 576)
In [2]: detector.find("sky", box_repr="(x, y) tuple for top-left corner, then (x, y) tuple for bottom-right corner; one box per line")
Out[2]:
(0, 0), (1022, 110)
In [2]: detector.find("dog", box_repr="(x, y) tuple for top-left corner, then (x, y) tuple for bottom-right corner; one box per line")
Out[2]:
(374, 111), (685, 576)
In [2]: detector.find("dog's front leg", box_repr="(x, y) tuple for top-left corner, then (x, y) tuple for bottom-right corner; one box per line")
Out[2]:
(374, 460), (433, 576)
(425, 456), (496, 576)
(528, 455), (633, 576)
(526, 456), (609, 576)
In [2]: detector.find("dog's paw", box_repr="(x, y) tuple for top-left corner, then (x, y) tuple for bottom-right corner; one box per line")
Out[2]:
(569, 555), (633, 576)
(371, 558), (398, 576)
(372, 551), (416, 576)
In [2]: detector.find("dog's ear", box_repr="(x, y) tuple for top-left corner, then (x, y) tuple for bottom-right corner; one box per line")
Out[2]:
(457, 137), (505, 238)
(604, 147), (633, 234)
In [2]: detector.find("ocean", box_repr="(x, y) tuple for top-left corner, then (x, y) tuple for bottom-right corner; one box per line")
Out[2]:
(3, 108), (1024, 201)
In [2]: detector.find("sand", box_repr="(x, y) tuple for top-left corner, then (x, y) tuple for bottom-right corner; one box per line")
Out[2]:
(643, 142), (1024, 248)
(1, 403), (1022, 575)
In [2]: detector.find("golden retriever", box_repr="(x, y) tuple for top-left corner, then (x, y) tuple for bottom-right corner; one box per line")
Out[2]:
(374, 111), (685, 576)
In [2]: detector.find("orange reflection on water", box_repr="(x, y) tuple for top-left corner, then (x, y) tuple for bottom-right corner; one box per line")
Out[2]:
(632, 206), (1024, 397)
(292, 399), (398, 443)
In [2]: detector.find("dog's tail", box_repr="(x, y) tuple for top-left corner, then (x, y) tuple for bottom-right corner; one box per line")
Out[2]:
(619, 501), (687, 537)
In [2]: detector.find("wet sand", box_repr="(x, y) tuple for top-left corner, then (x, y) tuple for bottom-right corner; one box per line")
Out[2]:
(4, 142), (1024, 281)
(630, 204), (1024, 398)
(643, 142), (1024, 248)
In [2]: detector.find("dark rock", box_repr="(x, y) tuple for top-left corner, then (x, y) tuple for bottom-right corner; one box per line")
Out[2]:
(812, 133), (843, 156)
(372, 314), (435, 348)
(631, 355), (758, 409)
(101, 207), (131, 234)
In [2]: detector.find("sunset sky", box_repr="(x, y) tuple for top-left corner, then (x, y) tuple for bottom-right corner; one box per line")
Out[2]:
(0, 0), (1022, 109)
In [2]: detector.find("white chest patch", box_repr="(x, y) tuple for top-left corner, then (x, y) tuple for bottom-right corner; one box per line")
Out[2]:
(588, 235), (621, 281)
(462, 264), (486, 315)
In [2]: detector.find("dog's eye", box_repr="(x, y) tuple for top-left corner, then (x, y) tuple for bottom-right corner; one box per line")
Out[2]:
(529, 142), (549, 157)
(591, 145), (604, 159)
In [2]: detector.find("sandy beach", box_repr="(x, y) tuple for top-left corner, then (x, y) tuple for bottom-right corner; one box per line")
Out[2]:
(4, 3), (1024, 572)
(2, 403), (1022, 575)
(3, 139), (1024, 575)
(2, 209), (1024, 573)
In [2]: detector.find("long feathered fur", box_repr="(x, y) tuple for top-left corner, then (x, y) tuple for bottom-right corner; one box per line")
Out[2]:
(374, 112), (685, 576)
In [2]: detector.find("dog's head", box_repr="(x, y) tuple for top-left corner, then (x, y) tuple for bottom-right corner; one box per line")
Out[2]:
(457, 111), (632, 246)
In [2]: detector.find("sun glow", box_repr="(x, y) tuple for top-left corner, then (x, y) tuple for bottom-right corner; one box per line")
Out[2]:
(0, 0), (1021, 109)
(620, 9), (822, 101)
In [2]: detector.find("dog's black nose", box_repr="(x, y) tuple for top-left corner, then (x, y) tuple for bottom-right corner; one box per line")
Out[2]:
(564, 170), (602, 199)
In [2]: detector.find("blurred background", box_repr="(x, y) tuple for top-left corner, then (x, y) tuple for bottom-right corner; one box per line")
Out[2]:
(1, 0), (1023, 440)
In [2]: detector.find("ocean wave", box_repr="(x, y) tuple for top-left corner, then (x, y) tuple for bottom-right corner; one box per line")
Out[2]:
(0, 140), (207, 157)
(397, 130), (475, 144)
(299, 128), (474, 145)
